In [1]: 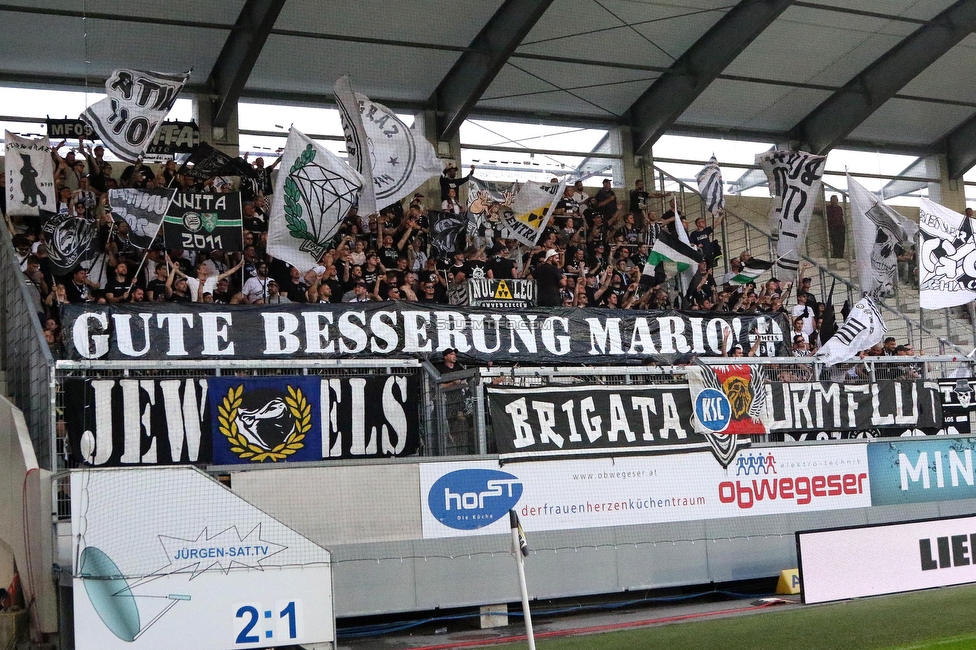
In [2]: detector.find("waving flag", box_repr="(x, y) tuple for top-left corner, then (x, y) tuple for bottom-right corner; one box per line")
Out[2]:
(108, 188), (177, 249)
(919, 198), (976, 310)
(847, 175), (917, 298)
(504, 180), (565, 246)
(727, 258), (774, 286)
(757, 150), (827, 281)
(647, 231), (703, 271)
(81, 69), (189, 163)
(267, 128), (364, 272)
(816, 297), (886, 366)
(334, 76), (442, 215)
(696, 155), (724, 216)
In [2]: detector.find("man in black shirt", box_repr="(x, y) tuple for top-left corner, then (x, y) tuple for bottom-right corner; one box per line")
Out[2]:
(532, 249), (565, 306)
(487, 244), (517, 279)
(281, 266), (309, 303)
(629, 179), (649, 220)
(594, 179), (617, 222)
(439, 164), (476, 201)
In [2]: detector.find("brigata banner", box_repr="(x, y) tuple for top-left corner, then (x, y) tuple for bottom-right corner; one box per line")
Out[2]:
(62, 304), (790, 363)
(63, 375), (419, 466)
(419, 444), (870, 539)
(467, 278), (537, 308)
(488, 384), (750, 468)
(163, 191), (243, 253)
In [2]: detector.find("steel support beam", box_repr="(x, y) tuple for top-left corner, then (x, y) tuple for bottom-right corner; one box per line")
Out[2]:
(207, 0), (288, 127)
(429, 0), (555, 140)
(944, 113), (976, 179)
(628, 0), (795, 156)
(791, 0), (976, 155)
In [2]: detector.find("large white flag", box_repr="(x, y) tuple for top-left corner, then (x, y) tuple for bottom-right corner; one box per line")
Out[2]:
(847, 175), (918, 298)
(4, 131), (57, 216)
(919, 197), (976, 310)
(334, 76), (443, 216)
(267, 128), (364, 273)
(503, 180), (566, 246)
(80, 69), (189, 163)
(816, 296), (886, 366)
(695, 155), (724, 216)
(756, 149), (827, 281)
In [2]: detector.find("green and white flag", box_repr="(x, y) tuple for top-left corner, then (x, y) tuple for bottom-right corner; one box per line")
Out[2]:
(267, 128), (364, 273)
(646, 231), (702, 271)
(727, 258), (774, 286)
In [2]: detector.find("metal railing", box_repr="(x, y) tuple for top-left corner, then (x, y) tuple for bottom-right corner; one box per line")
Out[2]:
(0, 225), (55, 469)
(648, 165), (971, 357)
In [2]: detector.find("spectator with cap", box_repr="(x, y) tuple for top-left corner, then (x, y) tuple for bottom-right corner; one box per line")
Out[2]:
(440, 163), (476, 201)
(594, 178), (617, 222)
(343, 280), (373, 303)
(532, 248), (565, 307)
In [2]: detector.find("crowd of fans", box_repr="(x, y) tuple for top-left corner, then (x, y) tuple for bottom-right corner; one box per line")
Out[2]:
(2, 137), (924, 366)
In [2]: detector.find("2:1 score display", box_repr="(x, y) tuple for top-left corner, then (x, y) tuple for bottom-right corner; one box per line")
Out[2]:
(233, 599), (303, 646)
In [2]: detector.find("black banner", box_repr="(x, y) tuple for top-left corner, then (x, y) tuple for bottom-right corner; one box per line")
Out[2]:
(41, 209), (98, 275)
(146, 121), (200, 156)
(62, 303), (791, 363)
(764, 380), (941, 432)
(467, 278), (536, 308)
(488, 384), (750, 466)
(46, 118), (95, 140)
(163, 191), (243, 252)
(64, 375), (420, 466)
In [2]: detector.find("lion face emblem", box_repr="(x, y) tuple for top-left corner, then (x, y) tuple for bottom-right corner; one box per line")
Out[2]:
(722, 376), (752, 419)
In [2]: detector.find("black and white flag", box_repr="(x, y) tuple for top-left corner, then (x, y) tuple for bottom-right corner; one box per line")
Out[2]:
(108, 187), (177, 249)
(756, 149), (827, 281)
(696, 155), (724, 216)
(816, 296), (886, 366)
(4, 131), (57, 217)
(267, 127), (365, 272)
(41, 209), (98, 275)
(918, 197), (976, 310)
(80, 69), (189, 163)
(505, 180), (565, 246)
(334, 75), (442, 215)
(428, 210), (467, 252)
(847, 175), (917, 298)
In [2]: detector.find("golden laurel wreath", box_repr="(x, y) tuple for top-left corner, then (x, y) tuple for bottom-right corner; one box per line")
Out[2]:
(217, 385), (311, 462)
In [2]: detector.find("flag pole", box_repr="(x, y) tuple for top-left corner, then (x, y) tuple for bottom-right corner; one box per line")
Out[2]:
(509, 510), (535, 650)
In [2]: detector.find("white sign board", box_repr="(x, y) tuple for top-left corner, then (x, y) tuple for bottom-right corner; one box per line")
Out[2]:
(419, 445), (870, 539)
(71, 467), (335, 649)
(798, 514), (976, 604)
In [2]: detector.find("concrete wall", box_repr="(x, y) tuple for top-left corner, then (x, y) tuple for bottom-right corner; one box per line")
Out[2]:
(0, 395), (56, 633)
(228, 454), (974, 619)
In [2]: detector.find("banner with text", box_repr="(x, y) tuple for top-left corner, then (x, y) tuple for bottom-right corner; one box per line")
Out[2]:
(419, 445), (871, 539)
(62, 304), (791, 363)
(867, 437), (976, 506)
(467, 278), (537, 308)
(63, 375), (419, 466)
(163, 191), (243, 253)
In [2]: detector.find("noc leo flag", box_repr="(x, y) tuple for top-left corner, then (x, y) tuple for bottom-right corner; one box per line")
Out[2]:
(80, 69), (189, 163)
(267, 128), (365, 272)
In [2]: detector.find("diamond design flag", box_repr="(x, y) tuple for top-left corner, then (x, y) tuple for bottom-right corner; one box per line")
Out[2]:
(503, 180), (566, 246)
(4, 131), (57, 217)
(108, 187), (177, 249)
(696, 155), (724, 216)
(756, 149), (827, 281)
(816, 296), (886, 366)
(267, 128), (365, 272)
(334, 75), (442, 215)
(80, 69), (189, 163)
(847, 175), (917, 298)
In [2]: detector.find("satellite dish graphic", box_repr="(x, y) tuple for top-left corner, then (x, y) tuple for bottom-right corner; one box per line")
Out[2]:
(79, 546), (190, 642)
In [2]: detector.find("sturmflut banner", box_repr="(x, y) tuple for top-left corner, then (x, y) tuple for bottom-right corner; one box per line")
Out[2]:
(63, 375), (420, 466)
(419, 444), (871, 539)
(62, 304), (791, 362)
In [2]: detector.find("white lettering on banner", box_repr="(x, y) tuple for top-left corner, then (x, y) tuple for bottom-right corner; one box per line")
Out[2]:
(320, 376), (412, 458)
(66, 308), (788, 360)
(77, 379), (206, 465)
(900, 450), (975, 491)
(766, 381), (936, 431)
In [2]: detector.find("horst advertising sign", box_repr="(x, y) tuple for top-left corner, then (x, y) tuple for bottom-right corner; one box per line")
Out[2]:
(61, 304), (791, 363)
(419, 445), (871, 539)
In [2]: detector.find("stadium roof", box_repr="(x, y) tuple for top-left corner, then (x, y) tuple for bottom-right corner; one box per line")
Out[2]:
(2, 0), (976, 175)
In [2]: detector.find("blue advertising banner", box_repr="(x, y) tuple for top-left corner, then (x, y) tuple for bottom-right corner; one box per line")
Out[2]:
(867, 438), (976, 506)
